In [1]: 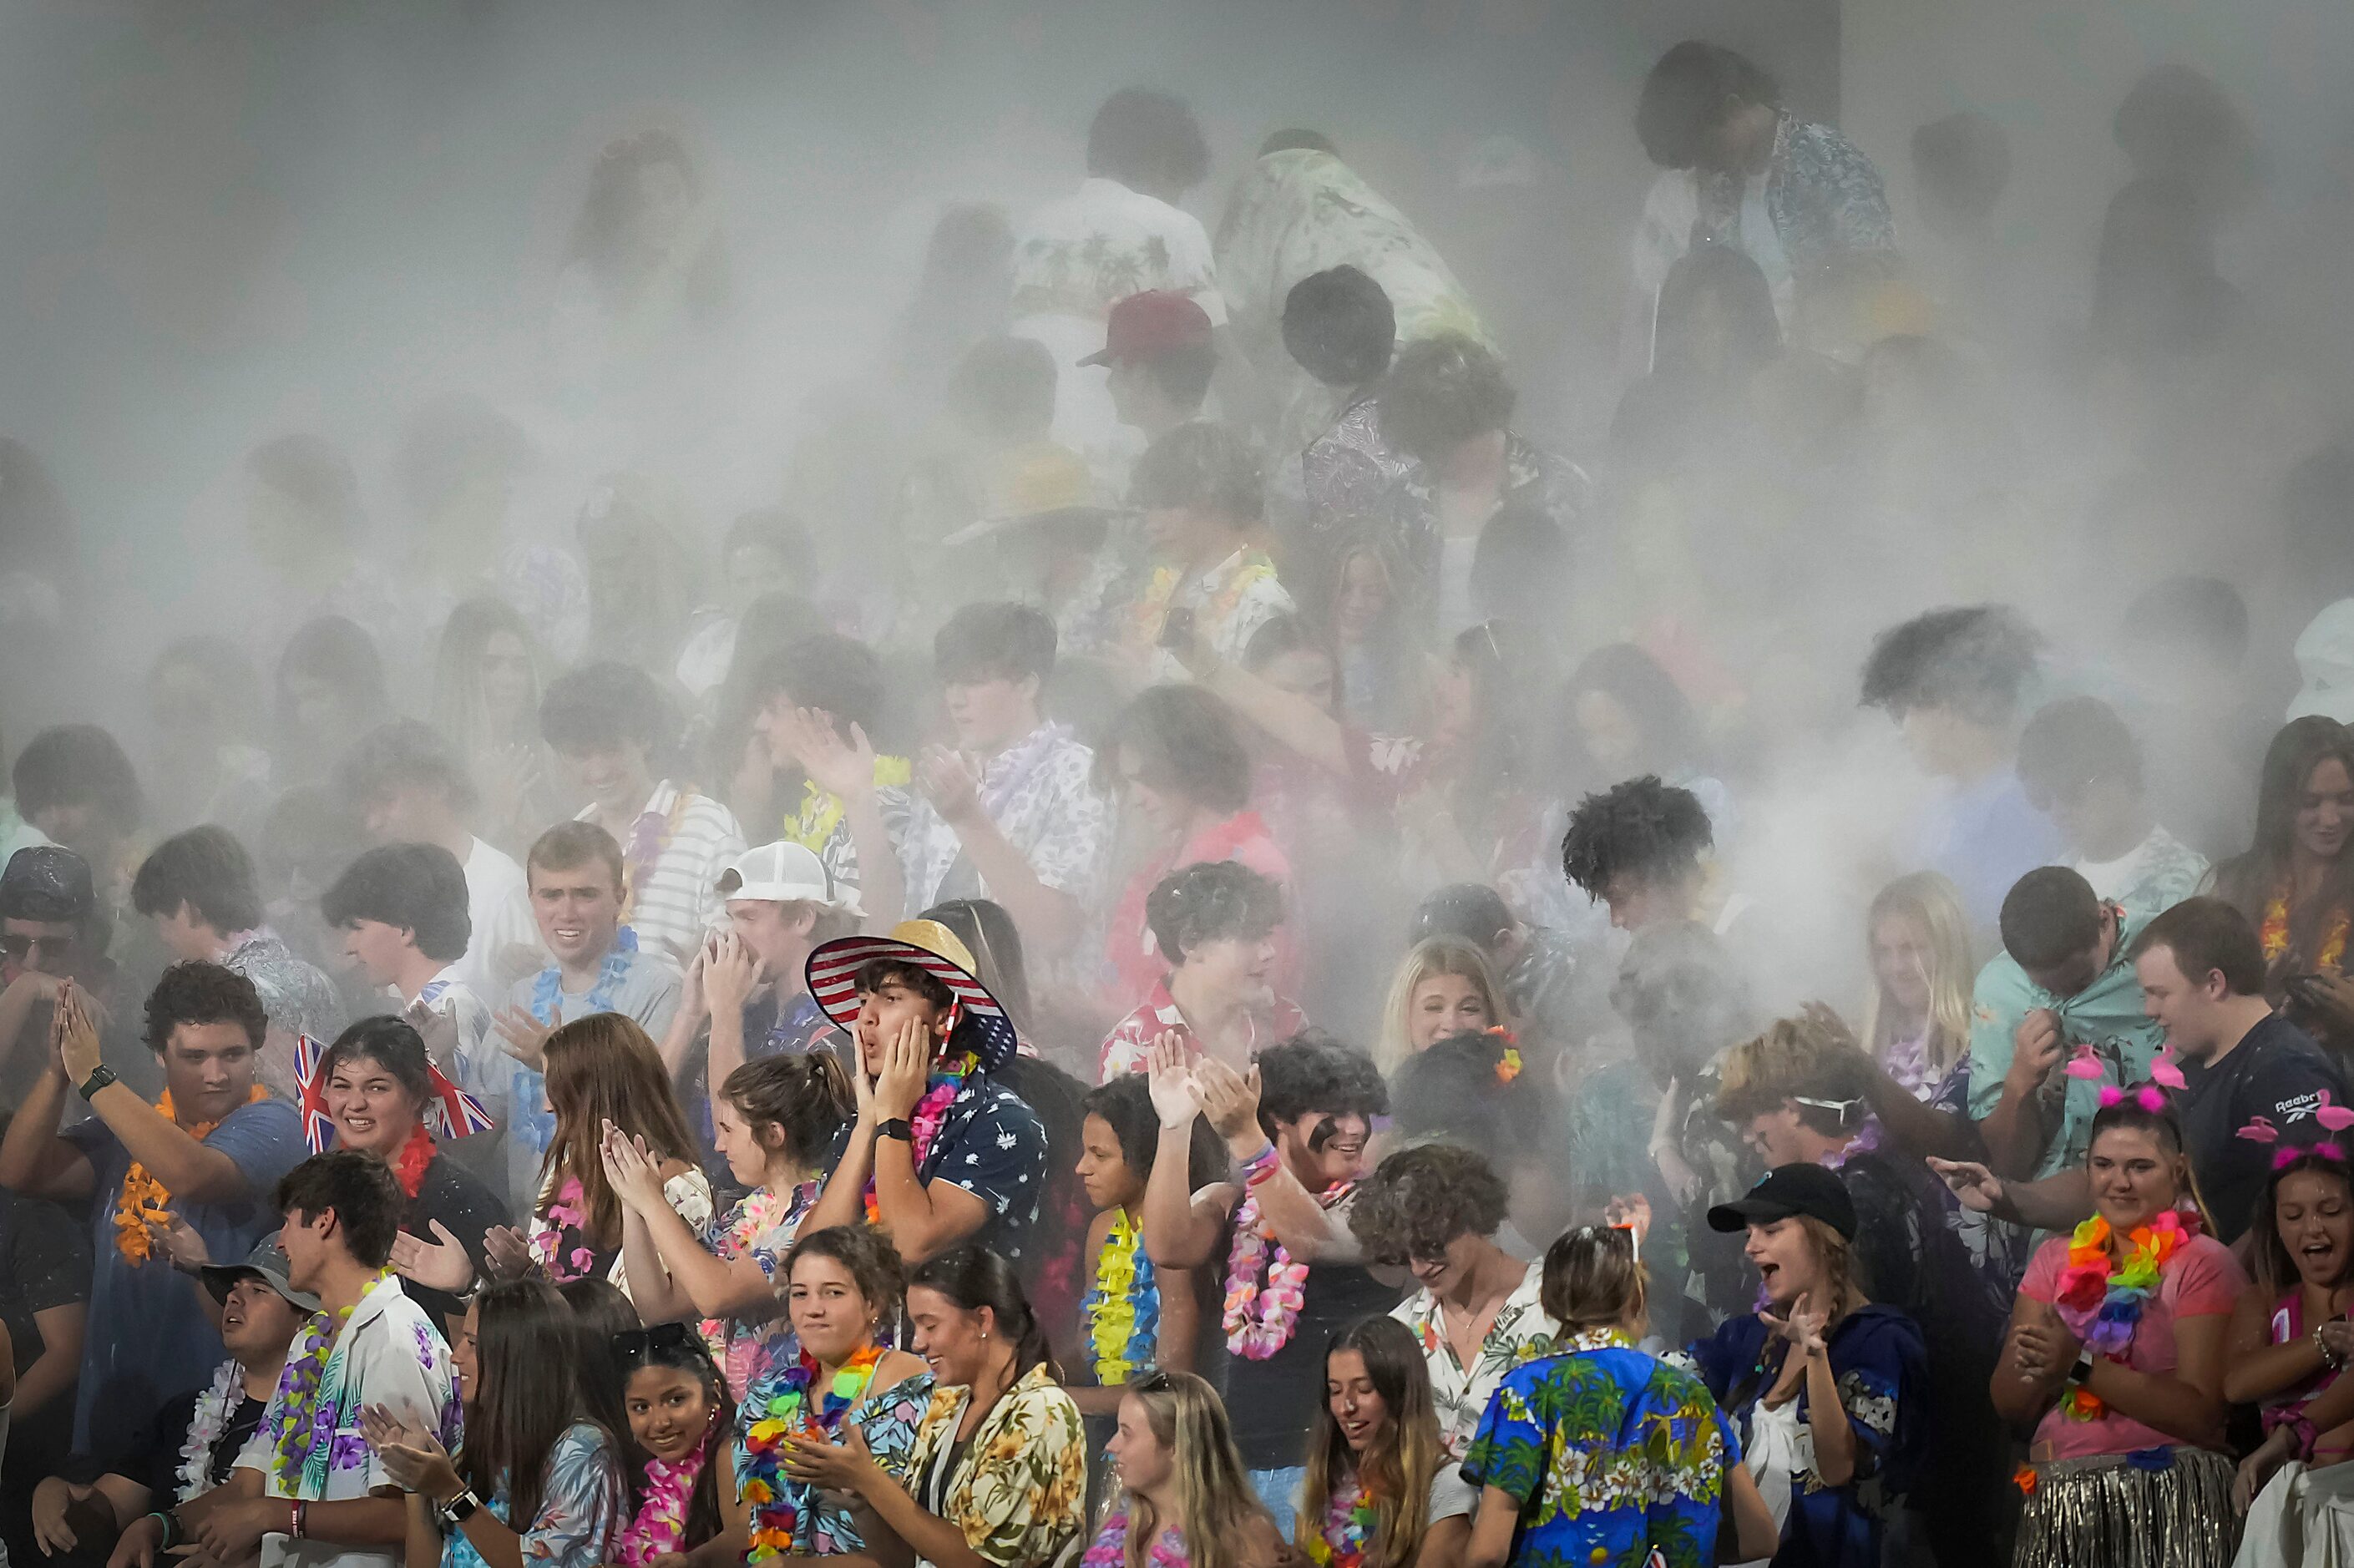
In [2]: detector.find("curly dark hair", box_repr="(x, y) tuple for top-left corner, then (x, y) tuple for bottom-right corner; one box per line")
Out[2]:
(1145, 858), (1284, 965)
(1634, 42), (1779, 169)
(1559, 775), (1714, 903)
(144, 959), (268, 1055)
(1094, 685), (1251, 816)
(1349, 1143), (1510, 1263)
(1379, 335), (1516, 465)
(12, 724), (144, 835)
(1256, 1029), (1389, 1136)
(750, 633), (886, 739)
(1857, 604), (2043, 725)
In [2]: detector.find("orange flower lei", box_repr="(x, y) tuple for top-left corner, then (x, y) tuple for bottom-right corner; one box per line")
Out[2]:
(114, 1085), (271, 1263)
(2260, 884), (2351, 973)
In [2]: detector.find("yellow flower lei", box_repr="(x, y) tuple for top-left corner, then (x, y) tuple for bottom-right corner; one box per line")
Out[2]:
(1084, 1209), (1157, 1386)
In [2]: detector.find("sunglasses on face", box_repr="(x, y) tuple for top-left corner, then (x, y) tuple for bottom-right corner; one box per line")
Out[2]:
(0, 933), (76, 962)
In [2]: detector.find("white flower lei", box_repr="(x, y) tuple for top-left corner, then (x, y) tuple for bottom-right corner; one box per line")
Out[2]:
(177, 1358), (244, 1502)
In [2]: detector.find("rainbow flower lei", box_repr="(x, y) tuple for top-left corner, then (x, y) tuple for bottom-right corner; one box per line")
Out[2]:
(1303, 1472), (1382, 1568)
(1083, 1209), (1159, 1385)
(864, 1050), (980, 1224)
(2051, 1209), (2194, 1419)
(741, 1344), (885, 1560)
(617, 1425), (713, 1566)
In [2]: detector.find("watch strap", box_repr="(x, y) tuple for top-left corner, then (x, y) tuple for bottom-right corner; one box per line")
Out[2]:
(440, 1489), (480, 1527)
(876, 1118), (914, 1142)
(2071, 1349), (2097, 1385)
(77, 1063), (118, 1101)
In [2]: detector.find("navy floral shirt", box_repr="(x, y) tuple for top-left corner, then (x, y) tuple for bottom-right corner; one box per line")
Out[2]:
(921, 1076), (1050, 1262)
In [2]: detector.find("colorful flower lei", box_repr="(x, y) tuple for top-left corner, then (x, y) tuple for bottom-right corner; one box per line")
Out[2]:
(2262, 883), (2350, 973)
(264, 1269), (392, 1491)
(1224, 1188), (1311, 1359)
(1303, 1471), (1382, 1568)
(864, 1050), (980, 1224)
(1083, 1209), (1159, 1386)
(617, 1422), (714, 1567)
(741, 1344), (885, 1560)
(177, 1358), (243, 1502)
(115, 1085), (271, 1263)
(2051, 1209), (2194, 1419)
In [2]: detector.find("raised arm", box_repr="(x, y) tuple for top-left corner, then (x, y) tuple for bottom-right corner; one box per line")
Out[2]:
(1196, 1056), (1355, 1263)
(914, 746), (1081, 950)
(790, 710), (906, 928)
(1139, 1038), (1232, 1269)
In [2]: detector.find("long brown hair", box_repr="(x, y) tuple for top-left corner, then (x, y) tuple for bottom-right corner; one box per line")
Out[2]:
(542, 1013), (696, 1247)
(2214, 717), (2354, 973)
(461, 1279), (619, 1536)
(1299, 1318), (1441, 1568)
(1111, 1370), (1269, 1568)
(2251, 1147), (2354, 1301)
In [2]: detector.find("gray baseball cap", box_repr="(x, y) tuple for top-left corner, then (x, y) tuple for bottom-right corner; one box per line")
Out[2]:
(200, 1231), (322, 1313)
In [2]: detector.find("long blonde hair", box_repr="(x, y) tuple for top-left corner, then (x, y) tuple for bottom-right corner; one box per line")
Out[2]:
(1108, 1371), (1268, 1568)
(1299, 1318), (1441, 1568)
(1860, 871), (1975, 1075)
(1374, 937), (1508, 1075)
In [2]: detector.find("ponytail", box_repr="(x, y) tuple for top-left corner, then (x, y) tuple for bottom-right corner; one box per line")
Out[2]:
(909, 1244), (1056, 1380)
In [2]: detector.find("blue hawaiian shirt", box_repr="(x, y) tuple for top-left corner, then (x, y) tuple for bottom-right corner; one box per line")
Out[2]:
(1462, 1334), (1738, 1568)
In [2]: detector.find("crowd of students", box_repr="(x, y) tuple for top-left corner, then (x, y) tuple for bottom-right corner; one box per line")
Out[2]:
(0, 33), (2349, 1568)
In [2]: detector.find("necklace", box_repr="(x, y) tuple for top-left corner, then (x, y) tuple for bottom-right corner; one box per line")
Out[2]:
(710, 1180), (818, 1396)
(620, 787), (697, 925)
(115, 1086), (271, 1262)
(618, 1421), (714, 1566)
(178, 1358), (244, 1501)
(532, 1176), (601, 1282)
(863, 1050), (980, 1223)
(2053, 1209), (2195, 1419)
(742, 1344), (886, 1560)
(1082, 1505), (1192, 1568)
(1084, 1209), (1159, 1385)
(1224, 1179), (1349, 1359)
(390, 1121), (436, 1200)
(1562, 1327), (1635, 1354)
(1303, 1469), (1381, 1568)
(266, 1270), (393, 1495)
(2262, 883), (2350, 973)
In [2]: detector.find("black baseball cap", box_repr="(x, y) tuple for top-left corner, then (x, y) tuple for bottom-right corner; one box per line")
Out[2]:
(0, 845), (94, 924)
(1707, 1162), (1857, 1240)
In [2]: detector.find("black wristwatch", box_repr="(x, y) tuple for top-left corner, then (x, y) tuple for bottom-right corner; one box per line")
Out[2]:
(2071, 1349), (2097, 1386)
(875, 1118), (914, 1142)
(438, 1489), (481, 1528)
(77, 1064), (118, 1101)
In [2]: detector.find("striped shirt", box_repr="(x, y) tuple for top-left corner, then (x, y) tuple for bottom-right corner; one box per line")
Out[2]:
(579, 781), (746, 973)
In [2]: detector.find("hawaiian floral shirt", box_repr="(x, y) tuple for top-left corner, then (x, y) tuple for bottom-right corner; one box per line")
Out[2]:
(780, 755), (914, 898)
(1392, 1262), (1561, 1461)
(1123, 548), (1295, 681)
(894, 1363), (1088, 1568)
(1463, 1334), (1738, 1568)
(442, 1422), (624, 1568)
(239, 1277), (460, 1568)
(1695, 115), (1896, 278)
(739, 1369), (935, 1556)
(1096, 975), (1309, 1083)
(894, 723), (1110, 916)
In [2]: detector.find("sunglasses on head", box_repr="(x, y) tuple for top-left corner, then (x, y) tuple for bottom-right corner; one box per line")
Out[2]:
(612, 1322), (693, 1363)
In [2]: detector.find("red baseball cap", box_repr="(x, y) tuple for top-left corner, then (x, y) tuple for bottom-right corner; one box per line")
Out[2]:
(1079, 290), (1214, 367)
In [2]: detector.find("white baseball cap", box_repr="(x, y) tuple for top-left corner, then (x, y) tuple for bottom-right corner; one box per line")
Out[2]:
(716, 841), (858, 913)
(2289, 599), (2354, 726)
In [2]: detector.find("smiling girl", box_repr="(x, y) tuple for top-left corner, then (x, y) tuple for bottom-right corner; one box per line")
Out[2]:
(1296, 1316), (1462, 1568)
(1370, 939), (1506, 1077)
(2227, 1146), (2354, 1546)
(1990, 1095), (2243, 1568)
(610, 1323), (747, 1567)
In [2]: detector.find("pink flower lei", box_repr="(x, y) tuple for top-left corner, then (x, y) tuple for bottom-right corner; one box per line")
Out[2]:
(863, 1050), (979, 1224)
(1223, 1175), (1348, 1358)
(617, 1424), (714, 1567)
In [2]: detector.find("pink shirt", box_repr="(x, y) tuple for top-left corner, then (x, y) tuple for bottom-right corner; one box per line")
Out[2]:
(2017, 1230), (2246, 1460)
(1102, 810), (1294, 1009)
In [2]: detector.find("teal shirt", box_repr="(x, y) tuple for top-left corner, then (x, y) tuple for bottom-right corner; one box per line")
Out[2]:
(1965, 908), (2163, 1177)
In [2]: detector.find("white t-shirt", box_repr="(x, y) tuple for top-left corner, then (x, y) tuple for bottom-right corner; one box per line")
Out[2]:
(461, 836), (544, 997)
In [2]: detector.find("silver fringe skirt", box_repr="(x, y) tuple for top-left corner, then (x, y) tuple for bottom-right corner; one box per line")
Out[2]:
(2012, 1446), (2238, 1568)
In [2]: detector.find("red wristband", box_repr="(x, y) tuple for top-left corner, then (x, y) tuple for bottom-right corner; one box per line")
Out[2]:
(290, 1501), (306, 1540)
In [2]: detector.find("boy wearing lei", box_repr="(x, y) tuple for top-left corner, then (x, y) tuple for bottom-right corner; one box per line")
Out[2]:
(1139, 1032), (1396, 1528)
(489, 821), (682, 1218)
(800, 922), (1049, 1264)
(0, 962), (304, 1460)
(175, 1151), (458, 1568)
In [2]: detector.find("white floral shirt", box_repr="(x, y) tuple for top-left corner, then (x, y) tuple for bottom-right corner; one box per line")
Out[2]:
(894, 723), (1110, 915)
(1391, 1262), (1561, 1461)
(1010, 177), (1226, 482)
